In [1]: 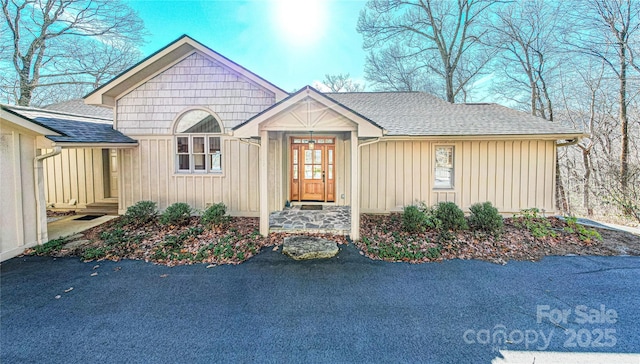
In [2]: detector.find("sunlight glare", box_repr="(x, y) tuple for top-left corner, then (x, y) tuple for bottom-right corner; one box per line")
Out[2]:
(273, 0), (327, 47)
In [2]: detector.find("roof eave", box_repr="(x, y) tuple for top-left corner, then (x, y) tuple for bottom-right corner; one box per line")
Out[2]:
(1, 105), (64, 136)
(381, 132), (587, 140)
(48, 141), (139, 148)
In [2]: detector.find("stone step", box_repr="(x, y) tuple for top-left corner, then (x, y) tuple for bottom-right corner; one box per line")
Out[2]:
(83, 202), (118, 215)
(282, 236), (339, 260)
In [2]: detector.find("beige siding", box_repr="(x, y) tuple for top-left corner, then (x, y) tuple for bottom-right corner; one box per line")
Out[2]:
(360, 139), (557, 214)
(116, 52), (276, 134)
(119, 136), (259, 215)
(0, 122), (38, 260)
(361, 140), (431, 212)
(43, 148), (106, 208)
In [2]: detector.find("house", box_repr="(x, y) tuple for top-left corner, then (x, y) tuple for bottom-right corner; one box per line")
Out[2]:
(0, 105), (136, 261)
(84, 35), (584, 240)
(1, 34), (584, 260)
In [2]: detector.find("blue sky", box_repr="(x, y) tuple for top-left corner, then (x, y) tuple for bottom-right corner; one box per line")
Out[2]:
(125, 0), (369, 92)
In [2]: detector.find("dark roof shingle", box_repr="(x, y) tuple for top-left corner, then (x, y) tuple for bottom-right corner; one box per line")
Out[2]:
(1, 104), (135, 145)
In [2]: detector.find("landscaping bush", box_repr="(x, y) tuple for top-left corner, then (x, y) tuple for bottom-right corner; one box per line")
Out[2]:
(468, 202), (503, 236)
(434, 202), (468, 231)
(513, 208), (557, 238)
(160, 202), (192, 226)
(123, 200), (157, 225)
(201, 202), (229, 227)
(564, 216), (602, 243)
(403, 205), (426, 232)
(32, 238), (66, 255)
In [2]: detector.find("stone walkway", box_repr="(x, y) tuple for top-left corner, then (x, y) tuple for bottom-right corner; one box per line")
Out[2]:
(269, 206), (350, 234)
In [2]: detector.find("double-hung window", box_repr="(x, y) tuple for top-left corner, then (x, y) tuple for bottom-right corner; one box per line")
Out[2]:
(175, 110), (223, 173)
(434, 146), (454, 189)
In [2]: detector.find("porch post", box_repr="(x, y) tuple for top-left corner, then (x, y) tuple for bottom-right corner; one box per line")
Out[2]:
(259, 130), (269, 236)
(350, 130), (360, 241)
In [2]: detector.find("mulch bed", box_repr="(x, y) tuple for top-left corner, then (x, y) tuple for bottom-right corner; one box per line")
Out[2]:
(356, 214), (639, 265)
(26, 214), (639, 266)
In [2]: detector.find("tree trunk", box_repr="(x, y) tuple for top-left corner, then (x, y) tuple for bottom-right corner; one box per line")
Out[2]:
(619, 43), (629, 191)
(556, 150), (569, 214)
(582, 148), (593, 216)
(445, 68), (455, 102)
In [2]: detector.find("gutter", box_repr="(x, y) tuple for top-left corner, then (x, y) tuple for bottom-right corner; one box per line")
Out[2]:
(34, 147), (62, 244)
(358, 137), (381, 148)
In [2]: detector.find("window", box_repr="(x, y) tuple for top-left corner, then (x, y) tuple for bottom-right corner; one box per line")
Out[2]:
(434, 146), (454, 189)
(174, 110), (223, 173)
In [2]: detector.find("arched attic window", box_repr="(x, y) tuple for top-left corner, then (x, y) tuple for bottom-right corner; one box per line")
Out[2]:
(175, 109), (223, 173)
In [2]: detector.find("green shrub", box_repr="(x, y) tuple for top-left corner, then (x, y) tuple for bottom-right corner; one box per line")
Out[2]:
(124, 200), (157, 225)
(100, 228), (125, 245)
(468, 202), (503, 236)
(201, 203), (229, 227)
(513, 208), (557, 238)
(564, 216), (602, 242)
(33, 238), (66, 255)
(403, 205), (426, 232)
(434, 202), (468, 231)
(82, 247), (108, 260)
(160, 202), (192, 226)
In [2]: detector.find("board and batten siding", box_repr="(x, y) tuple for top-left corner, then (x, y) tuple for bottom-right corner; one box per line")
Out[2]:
(360, 139), (556, 214)
(42, 148), (106, 208)
(116, 52), (275, 134)
(118, 136), (260, 215)
(0, 122), (38, 260)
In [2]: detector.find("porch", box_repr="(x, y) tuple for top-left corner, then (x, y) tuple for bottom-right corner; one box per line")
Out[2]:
(269, 206), (351, 235)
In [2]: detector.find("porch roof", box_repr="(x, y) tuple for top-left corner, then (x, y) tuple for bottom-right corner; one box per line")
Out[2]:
(1, 105), (137, 147)
(233, 86), (385, 138)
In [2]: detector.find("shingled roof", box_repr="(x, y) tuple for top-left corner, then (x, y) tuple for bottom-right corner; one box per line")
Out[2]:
(44, 99), (113, 119)
(1, 105), (136, 146)
(326, 92), (584, 137)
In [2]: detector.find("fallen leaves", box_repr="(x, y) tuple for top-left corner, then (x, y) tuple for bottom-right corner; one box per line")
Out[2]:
(356, 214), (629, 264)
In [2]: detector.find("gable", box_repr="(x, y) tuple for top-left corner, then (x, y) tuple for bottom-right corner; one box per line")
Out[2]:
(115, 52), (278, 135)
(85, 35), (288, 107)
(263, 97), (361, 131)
(233, 86), (384, 138)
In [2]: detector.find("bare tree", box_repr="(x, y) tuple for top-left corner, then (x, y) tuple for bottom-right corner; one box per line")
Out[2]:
(363, 44), (437, 92)
(1, 0), (146, 106)
(321, 73), (365, 92)
(487, 0), (571, 212)
(357, 0), (495, 103)
(569, 0), (640, 190)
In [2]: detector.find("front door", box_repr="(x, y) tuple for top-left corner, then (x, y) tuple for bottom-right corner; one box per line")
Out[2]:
(290, 137), (335, 202)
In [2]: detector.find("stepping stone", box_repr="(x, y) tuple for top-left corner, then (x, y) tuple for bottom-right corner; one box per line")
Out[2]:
(62, 239), (91, 250)
(282, 236), (339, 260)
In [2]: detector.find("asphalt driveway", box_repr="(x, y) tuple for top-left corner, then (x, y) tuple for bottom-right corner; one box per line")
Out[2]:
(1, 244), (639, 363)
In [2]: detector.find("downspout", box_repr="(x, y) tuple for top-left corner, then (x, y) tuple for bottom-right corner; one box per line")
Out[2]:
(238, 138), (261, 148)
(358, 137), (382, 149)
(34, 147), (62, 244)
(556, 138), (579, 147)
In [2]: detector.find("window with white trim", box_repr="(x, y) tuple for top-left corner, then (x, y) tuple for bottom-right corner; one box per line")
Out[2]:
(434, 146), (454, 189)
(175, 110), (223, 173)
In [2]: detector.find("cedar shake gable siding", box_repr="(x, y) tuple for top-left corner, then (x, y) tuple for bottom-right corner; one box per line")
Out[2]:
(116, 52), (277, 134)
